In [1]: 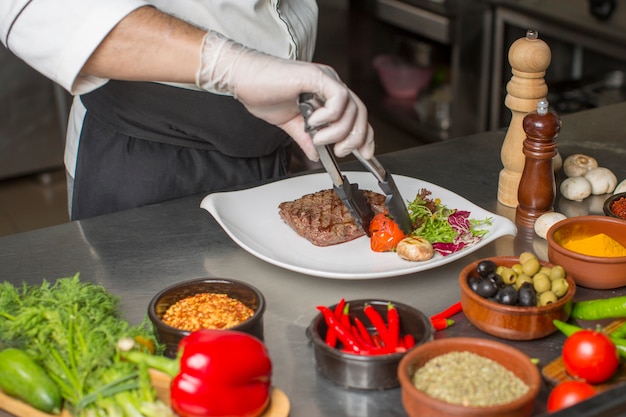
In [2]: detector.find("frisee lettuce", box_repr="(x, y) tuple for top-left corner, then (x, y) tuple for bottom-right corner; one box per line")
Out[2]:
(407, 191), (492, 256)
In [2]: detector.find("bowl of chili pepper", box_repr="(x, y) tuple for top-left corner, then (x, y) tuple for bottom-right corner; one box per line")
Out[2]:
(603, 192), (626, 220)
(148, 278), (265, 358)
(546, 215), (626, 289)
(306, 299), (434, 390)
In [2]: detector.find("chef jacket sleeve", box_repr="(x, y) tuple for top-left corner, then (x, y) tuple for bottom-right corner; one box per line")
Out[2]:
(0, 0), (149, 95)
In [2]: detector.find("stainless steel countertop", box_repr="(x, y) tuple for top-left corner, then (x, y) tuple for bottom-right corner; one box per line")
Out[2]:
(1, 102), (626, 417)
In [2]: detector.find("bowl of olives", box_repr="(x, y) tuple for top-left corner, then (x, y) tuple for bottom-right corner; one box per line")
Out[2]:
(459, 253), (576, 340)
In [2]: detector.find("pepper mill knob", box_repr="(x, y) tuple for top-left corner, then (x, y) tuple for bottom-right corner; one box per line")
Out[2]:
(515, 99), (560, 229)
(498, 30), (552, 208)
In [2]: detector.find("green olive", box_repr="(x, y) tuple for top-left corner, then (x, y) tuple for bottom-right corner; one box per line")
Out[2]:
(519, 252), (537, 265)
(539, 266), (552, 277)
(538, 291), (558, 306)
(522, 257), (541, 276)
(496, 265), (506, 276)
(514, 273), (534, 290)
(533, 273), (551, 293)
(511, 263), (523, 275)
(550, 265), (566, 281)
(551, 278), (569, 298)
(499, 267), (517, 285)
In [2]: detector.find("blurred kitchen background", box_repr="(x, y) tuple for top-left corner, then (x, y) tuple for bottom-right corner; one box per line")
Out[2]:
(1, 0), (625, 237)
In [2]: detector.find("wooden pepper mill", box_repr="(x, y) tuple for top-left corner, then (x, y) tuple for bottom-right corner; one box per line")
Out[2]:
(498, 30), (552, 208)
(515, 99), (560, 229)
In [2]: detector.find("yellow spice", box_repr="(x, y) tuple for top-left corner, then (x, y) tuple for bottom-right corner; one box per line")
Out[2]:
(563, 233), (626, 257)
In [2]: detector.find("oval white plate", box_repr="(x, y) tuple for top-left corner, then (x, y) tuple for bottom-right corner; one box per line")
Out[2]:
(201, 172), (517, 279)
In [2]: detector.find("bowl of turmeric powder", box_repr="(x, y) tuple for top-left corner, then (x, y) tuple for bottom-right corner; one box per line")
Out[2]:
(547, 215), (626, 289)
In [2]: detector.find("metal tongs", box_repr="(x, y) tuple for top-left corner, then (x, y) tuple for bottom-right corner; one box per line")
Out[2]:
(298, 93), (412, 235)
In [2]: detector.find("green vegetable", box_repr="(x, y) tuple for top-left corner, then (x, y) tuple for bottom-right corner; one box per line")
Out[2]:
(0, 274), (172, 417)
(0, 348), (62, 413)
(571, 296), (626, 321)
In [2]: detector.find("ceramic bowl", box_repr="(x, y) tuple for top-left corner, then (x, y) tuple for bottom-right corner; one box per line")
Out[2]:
(603, 192), (626, 220)
(306, 299), (433, 390)
(148, 278), (265, 358)
(459, 256), (576, 340)
(398, 337), (541, 417)
(546, 215), (626, 289)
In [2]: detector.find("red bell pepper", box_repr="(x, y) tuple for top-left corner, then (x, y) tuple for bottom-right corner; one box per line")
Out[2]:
(120, 329), (272, 417)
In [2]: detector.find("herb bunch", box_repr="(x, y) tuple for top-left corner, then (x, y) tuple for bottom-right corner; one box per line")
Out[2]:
(0, 273), (173, 417)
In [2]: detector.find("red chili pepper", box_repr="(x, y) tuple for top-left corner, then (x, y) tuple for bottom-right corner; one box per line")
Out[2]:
(431, 301), (462, 320)
(387, 302), (400, 349)
(364, 303), (392, 346)
(353, 316), (375, 346)
(431, 316), (454, 331)
(317, 306), (364, 354)
(403, 334), (416, 349)
(325, 298), (346, 347)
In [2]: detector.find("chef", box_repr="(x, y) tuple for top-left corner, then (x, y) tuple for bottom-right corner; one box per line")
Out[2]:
(1, 1), (374, 220)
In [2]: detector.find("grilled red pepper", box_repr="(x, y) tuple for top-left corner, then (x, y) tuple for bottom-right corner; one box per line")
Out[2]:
(120, 330), (272, 417)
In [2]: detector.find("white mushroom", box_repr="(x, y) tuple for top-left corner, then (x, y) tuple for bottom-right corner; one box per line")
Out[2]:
(584, 167), (617, 195)
(534, 212), (567, 240)
(614, 179), (626, 194)
(563, 154), (598, 177)
(396, 236), (434, 262)
(560, 176), (592, 201)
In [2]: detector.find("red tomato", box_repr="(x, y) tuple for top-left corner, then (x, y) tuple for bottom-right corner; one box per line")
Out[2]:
(369, 213), (406, 252)
(547, 380), (595, 412)
(562, 329), (619, 384)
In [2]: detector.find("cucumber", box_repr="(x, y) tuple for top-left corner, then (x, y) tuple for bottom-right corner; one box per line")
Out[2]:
(0, 348), (62, 413)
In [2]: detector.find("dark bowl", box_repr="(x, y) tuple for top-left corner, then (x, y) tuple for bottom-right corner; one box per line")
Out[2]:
(459, 256), (575, 340)
(547, 215), (626, 289)
(306, 299), (433, 390)
(148, 278), (265, 358)
(603, 192), (626, 220)
(398, 337), (541, 417)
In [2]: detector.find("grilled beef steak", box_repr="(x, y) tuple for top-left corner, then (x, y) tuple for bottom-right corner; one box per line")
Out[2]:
(278, 189), (387, 247)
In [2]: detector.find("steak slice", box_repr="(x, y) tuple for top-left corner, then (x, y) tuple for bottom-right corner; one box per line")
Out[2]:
(278, 189), (386, 247)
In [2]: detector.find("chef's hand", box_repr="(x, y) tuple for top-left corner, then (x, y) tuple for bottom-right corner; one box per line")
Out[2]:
(195, 31), (374, 161)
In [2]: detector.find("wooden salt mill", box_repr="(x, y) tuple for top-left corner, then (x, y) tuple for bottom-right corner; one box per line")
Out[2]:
(515, 99), (560, 229)
(498, 30), (552, 208)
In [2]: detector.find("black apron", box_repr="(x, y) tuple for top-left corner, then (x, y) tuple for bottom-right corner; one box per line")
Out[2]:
(72, 81), (292, 220)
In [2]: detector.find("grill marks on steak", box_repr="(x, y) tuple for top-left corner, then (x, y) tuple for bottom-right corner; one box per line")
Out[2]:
(278, 189), (387, 246)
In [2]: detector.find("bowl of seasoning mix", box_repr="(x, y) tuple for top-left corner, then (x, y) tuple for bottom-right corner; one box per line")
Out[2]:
(148, 278), (265, 357)
(604, 192), (626, 220)
(546, 215), (626, 289)
(306, 299), (434, 390)
(398, 337), (541, 417)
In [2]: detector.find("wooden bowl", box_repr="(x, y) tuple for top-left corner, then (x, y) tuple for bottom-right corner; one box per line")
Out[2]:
(398, 337), (541, 417)
(459, 256), (575, 340)
(547, 215), (626, 289)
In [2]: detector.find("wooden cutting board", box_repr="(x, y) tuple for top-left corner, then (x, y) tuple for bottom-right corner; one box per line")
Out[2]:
(542, 319), (626, 391)
(0, 369), (290, 417)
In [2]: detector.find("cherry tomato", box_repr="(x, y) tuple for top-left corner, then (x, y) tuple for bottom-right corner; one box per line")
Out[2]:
(562, 329), (619, 384)
(369, 213), (405, 252)
(547, 380), (596, 412)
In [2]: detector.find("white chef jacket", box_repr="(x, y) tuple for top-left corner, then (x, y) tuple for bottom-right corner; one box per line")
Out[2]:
(1, 0), (318, 176)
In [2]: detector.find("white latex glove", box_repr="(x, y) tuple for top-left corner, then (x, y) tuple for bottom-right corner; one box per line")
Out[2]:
(195, 31), (374, 161)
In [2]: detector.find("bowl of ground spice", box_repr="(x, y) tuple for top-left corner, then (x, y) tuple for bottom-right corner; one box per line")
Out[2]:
(398, 337), (541, 417)
(547, 215), (626, 289)
(604, 192), (626, 220)
(148, 278), (265, 357)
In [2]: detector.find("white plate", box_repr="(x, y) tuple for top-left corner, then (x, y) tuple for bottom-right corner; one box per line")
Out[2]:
(201, 172), (517, 279)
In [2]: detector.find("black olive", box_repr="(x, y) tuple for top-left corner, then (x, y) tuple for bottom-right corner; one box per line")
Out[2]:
(476, 260), (497, 277)
(496, 285), (518, 305)
(468, 275), (481, 292)
(474, 277), (498, 298)
(486, 272), (504, 288)
(518, 283), (537, 307)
